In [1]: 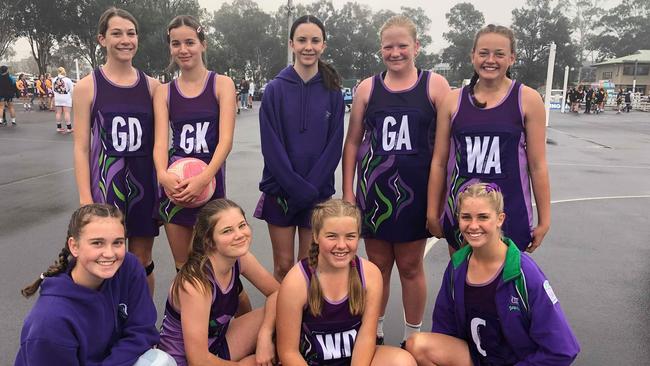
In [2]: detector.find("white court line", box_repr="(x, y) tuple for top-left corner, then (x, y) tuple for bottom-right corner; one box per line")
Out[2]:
(424, 194), (650, 258)
(549, 195), (650, 204)
(549, 162), (650, 170)
(0, 168), (74, 189)
(424, 237), (439, 257)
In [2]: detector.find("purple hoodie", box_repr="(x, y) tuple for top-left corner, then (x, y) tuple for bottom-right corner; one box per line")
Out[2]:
(432, 238), (580, 365)
(258, 66), (344, 212)
(15, 253), (159, 366)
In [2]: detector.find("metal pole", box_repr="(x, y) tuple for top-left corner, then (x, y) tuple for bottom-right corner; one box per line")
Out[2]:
(75, 58), (80, 81)
(286, 0), (293, 66)
(561, 65), (569, 113)
(544, 42), (557, 127)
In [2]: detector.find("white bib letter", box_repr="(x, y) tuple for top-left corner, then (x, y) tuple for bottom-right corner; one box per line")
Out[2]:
(112, 116), (127, 152)
(382, 116), (397, 151)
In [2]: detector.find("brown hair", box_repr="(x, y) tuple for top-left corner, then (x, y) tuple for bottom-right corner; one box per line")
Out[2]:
(97, 7), (139, 38)
(468, 24), (516, 108)
(166, 15), (207, 73)
(307, 199), (364, 317)
(171, 199), (246, 305)
(290, 15), (341, 91)
(21, 204), (124, 298)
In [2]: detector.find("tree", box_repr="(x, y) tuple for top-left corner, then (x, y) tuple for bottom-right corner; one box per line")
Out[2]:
(9, 0), (76, 75)
(589, 0), (650, 60)
(563, 0), (605, 64)
(208, 0), (276, 81)
(511, 0), (579, 88)
(441, 3), (485, 86)
(0, 6), (16, 61)
(65, 0), (132, 69)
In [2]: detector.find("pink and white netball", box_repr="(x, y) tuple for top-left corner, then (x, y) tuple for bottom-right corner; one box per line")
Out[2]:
(167, 158), (215, 208)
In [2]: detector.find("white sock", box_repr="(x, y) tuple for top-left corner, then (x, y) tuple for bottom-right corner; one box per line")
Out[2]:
(403, 320), (422, 341)
(376, 316), (385, 338)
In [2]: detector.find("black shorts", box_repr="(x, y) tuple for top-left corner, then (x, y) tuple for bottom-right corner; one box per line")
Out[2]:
(0, 96), (13, 102)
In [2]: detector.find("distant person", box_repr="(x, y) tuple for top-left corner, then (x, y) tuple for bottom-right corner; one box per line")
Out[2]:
(239, 78), (249, 109)
(0, 65), (17, 126)
(616, 88), (624, 113)
(255, 15), (344, 282)
(45, 73), (54, 111)
(15, 73), (30, 111)
(53, 67), (74, 133)
(15, 204), (174, 366)
(584, 87), (593, 114)
(624, 89), (632, 112)
(35, 74), (47, 110)
(427, 24), (550, 254)
(407, 182), (580, 365)
(247, 80), (254, 108)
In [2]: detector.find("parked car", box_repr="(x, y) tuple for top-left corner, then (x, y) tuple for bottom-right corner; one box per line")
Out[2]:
(342, 87), (353, 111)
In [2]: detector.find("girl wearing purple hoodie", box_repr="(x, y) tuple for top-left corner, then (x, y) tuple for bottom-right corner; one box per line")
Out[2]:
(254, 15), (344, 281)
(15, 204), (174, 366)
(405, 183), (579, 365)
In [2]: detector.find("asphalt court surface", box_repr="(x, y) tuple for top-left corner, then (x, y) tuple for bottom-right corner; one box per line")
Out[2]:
(0, 104), (648, 365)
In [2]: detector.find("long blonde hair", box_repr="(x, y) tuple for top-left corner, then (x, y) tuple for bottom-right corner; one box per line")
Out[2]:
(307, 199), (364, 317)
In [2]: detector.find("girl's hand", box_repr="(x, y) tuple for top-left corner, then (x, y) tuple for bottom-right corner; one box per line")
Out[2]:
(427, 216), (444, 238)
(255, 330), (276, 366)
(527, 224), (549, 253)
(343, 191), (356, 205)
(173, 173), (211, 204)
(159, 171), (182, 198)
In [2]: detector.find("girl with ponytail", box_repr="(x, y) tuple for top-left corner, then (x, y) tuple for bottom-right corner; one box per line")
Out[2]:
(277, 199), (415, 365)
(426, 24), (551, 254)
(254, 15), (345, 282)
(158, 199), (279, 366)
(16, 204), (172, 366)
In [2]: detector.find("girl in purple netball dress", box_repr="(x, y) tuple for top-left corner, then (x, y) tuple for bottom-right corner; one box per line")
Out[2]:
(342, 15), (450, 345)
(158, 199), (279, 366)
(73, 7), (160, 295)
(153, 16), (236, 271)
(277, 199), (415, 365)
(427, 25), (551, 254)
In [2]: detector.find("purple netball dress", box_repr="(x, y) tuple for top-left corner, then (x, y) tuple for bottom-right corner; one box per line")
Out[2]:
(159, 71), (225, 227)
(158, 260), (242, 365)
(298, 256), (365, 365)
(442, 81), (533, 250)
(89, 67), (159, 237)
(356, 70), (436, 242)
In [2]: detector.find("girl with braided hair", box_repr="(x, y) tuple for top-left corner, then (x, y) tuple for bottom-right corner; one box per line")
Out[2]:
(16, 204), (173, 366)
(158, 199), (279, 366)
(276, 199), (415, 365)
(427, 24), (551, 254)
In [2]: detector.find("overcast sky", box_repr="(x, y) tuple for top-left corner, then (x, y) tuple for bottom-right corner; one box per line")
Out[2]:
(9, 0), (619, 61)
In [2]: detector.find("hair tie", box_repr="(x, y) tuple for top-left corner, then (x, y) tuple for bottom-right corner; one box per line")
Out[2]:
(39, 273), (46, 280)
(309, 266), (316, 274)
(350, 259), (356, 268)
(196, 26), (202, 34)
(485, 182), (501, 193)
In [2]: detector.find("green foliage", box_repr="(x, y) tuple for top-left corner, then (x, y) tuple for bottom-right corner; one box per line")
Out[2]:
(0, 6), (16, 61)
(8, 0), (77, 74)
(589, 0), (650, 60)
(511, 0), (579, 88)
(441, 3), (485, 86)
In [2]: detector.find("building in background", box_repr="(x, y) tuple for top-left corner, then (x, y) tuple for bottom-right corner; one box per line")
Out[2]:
(591, 50), (650, 94)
